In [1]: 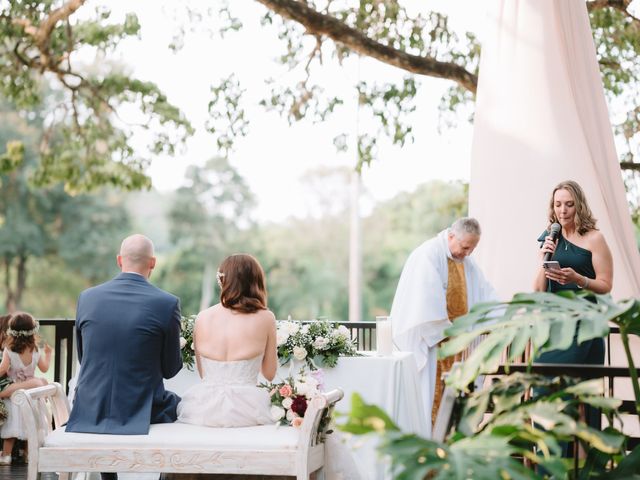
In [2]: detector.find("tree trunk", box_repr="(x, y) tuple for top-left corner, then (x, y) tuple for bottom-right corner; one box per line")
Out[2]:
(15, 253), (27, 310)
(4, 257), (16, 313)
(200, 260), (215, 312)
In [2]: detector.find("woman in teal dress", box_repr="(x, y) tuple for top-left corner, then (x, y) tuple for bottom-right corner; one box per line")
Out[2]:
(533, 180), (613, 434)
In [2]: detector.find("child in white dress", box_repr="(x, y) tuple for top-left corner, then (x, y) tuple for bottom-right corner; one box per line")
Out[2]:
(0, 312), (52, 465)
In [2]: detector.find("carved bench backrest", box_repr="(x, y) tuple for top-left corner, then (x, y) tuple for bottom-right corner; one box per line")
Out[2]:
(294, 388), (343, 477)
(13, 383), (70, 447)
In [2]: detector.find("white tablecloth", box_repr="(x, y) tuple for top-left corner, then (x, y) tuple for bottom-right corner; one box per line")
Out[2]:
(165, 351), (428, 479)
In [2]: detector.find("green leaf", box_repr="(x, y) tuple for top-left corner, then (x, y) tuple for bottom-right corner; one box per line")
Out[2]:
(601, 444), (640, 478)
(545, 315), (579, 352)
(338, 393), (399, 434)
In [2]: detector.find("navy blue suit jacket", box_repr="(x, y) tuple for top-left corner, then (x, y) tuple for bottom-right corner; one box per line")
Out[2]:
(66, 272), (183, 434)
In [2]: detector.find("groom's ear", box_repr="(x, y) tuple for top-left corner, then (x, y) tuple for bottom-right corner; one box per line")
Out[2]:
(149, 256), (157, 270)
(116, 255), (123, 269)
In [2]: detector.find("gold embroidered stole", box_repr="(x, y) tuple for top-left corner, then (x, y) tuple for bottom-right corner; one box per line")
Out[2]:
(432, 258), (469, 425)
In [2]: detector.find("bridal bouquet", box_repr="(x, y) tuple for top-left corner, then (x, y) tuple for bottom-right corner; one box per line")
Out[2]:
(180, 315), (196, 370)
(276, 319), (358, 369)
(260, 367), (324, 427)
(0, 377), (11, 424)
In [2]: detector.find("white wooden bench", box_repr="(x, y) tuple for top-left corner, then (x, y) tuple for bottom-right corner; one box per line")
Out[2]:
(13, 383), (343, 480)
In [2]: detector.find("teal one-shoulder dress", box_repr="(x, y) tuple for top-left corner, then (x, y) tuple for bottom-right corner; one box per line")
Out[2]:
(536, 231), (604, 434)
(536, 230), (604, 364)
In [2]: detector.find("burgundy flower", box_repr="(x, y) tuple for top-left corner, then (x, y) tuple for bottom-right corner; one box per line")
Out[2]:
(290, 395), (308, 417)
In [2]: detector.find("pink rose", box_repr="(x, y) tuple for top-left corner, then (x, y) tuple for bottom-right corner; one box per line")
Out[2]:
(279, 384), (293, 397)
(291, 417), (304, 428)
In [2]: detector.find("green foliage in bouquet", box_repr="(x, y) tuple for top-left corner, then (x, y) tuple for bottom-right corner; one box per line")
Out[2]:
(276, 320), (359, 369)
(0, 376), (11, 424)
(180, 315), (196, 370)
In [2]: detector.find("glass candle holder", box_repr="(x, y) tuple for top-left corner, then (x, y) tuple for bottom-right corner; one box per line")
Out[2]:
(375, 316), (393, 356)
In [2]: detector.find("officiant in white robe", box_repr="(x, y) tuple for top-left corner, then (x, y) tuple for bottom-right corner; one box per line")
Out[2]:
(390, 218), (498, 437)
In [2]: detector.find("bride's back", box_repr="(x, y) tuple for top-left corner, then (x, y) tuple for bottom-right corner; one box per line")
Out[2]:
(193, 253), (278, 381)
(195, 304), (274, 362)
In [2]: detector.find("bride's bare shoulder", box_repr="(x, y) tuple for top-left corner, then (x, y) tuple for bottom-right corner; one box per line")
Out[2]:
(257, 309), (276, 324)
(195, 304), (223, 322)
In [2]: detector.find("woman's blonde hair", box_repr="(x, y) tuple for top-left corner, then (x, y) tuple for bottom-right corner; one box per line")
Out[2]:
(548, 180), (597, 236)
(218, 254), (267, 314)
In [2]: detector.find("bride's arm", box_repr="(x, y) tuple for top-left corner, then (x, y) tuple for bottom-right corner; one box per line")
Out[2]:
(194, 315), (204, 379)
(261, 312), (278, 381)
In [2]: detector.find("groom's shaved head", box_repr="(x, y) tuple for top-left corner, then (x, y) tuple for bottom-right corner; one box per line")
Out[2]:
(120, 234), (154, 262)
(118, 234), (156, 277)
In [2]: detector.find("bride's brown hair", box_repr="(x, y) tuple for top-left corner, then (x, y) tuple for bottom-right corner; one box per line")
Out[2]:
(218, 254), (267, 313)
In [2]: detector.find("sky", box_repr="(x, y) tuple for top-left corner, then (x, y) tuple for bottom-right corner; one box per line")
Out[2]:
(104, 0), (481, 222)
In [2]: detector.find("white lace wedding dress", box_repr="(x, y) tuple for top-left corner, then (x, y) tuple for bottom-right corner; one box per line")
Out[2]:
(177, 354), (273, 427)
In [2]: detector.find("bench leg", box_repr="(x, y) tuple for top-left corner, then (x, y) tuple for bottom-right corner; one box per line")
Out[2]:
(27, 462), (38, 480)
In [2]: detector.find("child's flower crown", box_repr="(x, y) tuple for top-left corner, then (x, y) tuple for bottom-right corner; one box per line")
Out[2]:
(7, 323), (39, 337)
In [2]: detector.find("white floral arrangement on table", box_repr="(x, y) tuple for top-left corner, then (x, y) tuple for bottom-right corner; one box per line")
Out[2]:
(276, 319), (359, 369)
(180, 315), (196, 370)
(259, 367), (325, 427)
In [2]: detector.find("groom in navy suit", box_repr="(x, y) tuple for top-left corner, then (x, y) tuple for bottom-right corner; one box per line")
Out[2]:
(67, 234), (183, 447)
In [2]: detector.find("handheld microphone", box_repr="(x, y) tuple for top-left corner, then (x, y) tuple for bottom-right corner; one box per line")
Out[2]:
(543, 223), (562, 262)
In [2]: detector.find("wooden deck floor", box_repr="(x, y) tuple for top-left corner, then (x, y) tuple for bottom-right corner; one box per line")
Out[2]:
(0, 463), (57, 479)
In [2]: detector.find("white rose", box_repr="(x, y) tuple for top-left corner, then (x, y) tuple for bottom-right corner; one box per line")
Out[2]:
(294, 381), (306, 396)
(313, 336), (329, 350)
(282, 397), (293, 409)
(301, 325), (310, 335)
(286, 322), (300, 335)
(337, 325), (350, 338)
(179, 337), (187, 349)
(270, 406), (285, 421)
(286, 409), (297, 421)
(276, 331), (289, 346)
(293, 346), (308, 360)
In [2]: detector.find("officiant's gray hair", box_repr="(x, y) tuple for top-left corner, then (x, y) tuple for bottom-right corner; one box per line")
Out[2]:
(120, 234), (155, 263)
(450, 217), (481, 238)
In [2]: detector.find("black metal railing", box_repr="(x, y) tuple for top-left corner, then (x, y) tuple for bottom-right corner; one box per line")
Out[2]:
(39, 319), (379, 393)
(38, 319), (75, 393)
(334, 321), (377, 351)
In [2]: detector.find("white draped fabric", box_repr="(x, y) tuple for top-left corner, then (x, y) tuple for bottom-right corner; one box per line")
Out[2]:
(469, 0), (640, 300)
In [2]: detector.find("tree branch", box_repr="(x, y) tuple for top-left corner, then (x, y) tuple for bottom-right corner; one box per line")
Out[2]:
(35, 0), (86, 50)
(255, 0), (478, 93)
(620, 162), (640, 171)
(587, 0), (640, 22)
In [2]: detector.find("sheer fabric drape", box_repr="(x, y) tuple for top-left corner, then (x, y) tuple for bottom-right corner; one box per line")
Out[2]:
(469, 0), (640, 300)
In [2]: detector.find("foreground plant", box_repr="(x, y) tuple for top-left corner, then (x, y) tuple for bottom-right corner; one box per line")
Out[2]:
(341, 292), (640, 478)
(440, 292), (640, 414)
(341, 373), (634, 480)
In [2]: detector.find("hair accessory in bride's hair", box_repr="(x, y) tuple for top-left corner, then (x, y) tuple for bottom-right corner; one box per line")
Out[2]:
(216, 270), (225, 288)
(7, 322), (39, 338)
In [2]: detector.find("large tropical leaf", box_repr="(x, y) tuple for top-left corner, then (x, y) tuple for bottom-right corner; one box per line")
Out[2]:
(440, 291), (618, 390)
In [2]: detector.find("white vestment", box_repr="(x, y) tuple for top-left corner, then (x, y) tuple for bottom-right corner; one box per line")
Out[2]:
(390, 229), (497, 437)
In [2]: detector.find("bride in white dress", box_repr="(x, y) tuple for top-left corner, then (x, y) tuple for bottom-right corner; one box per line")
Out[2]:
(174, 253), (362, 480)
(177, 253), (277, 427)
